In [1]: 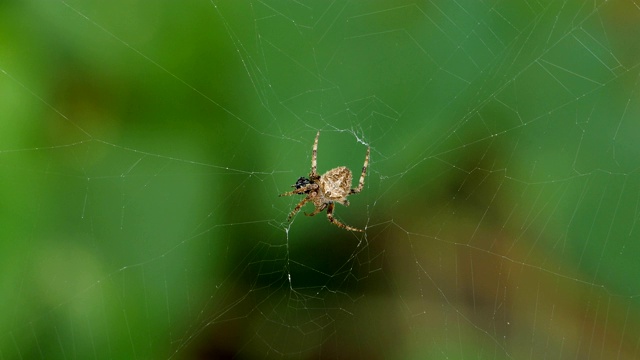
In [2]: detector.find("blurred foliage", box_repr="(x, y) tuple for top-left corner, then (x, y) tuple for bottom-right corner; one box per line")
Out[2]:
(1, 0), (640, 358)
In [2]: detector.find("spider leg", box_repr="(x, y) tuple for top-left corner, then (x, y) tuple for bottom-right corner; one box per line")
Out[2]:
(279, 184), (318, 197)
(287, 195), (312, 221)
(350, 146), (370, 194)
(304, 202), (327, 217)
(279, 189), (302, 197)
(326, 203), (363, 232)
(310, 131), (320, 180)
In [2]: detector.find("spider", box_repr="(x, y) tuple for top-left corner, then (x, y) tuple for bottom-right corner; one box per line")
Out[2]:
(279, 131), (370, 232)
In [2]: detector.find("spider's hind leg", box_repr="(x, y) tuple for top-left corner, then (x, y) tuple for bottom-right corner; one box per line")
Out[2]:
(326, 203), (363, 232)
(350, 146), (370, 194)
(304, 203), (327, 217)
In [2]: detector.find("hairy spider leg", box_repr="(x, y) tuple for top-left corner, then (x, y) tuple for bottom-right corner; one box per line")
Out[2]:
(310, 131), (320, 179)
(279, 183), (319, 198)
(286, 195), (312, 221)
(326, 202), (363, 232)
(350, 146), (370, 194)
(305, 202), (327, 217)
(280, 183), (320, 221)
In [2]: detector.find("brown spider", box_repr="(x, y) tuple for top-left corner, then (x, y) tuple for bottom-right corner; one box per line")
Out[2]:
(279, 131), (370, 232)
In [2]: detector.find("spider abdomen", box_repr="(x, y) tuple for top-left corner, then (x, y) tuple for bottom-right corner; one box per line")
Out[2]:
(319, 166), (352, 204)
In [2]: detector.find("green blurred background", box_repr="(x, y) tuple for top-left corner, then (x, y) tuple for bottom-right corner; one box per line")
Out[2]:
(2, 0), (640, 358)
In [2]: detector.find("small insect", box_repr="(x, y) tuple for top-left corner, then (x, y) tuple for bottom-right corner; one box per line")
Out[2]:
(279, 131), (370, 232)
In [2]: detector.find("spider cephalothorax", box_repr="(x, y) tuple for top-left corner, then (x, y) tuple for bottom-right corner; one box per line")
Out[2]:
(279, 131), (370, 232)
(292, 177), (312, 191)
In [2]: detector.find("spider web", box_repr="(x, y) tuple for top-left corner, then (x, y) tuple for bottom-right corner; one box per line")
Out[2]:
(2, 0), (640, 358)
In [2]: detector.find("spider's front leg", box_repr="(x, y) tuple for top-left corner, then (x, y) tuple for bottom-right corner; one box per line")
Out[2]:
(279, 183), (318, 197)
(310, 131), (320, 179)
(279, 188), (306, 197)
(287, 195), (312, 221)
